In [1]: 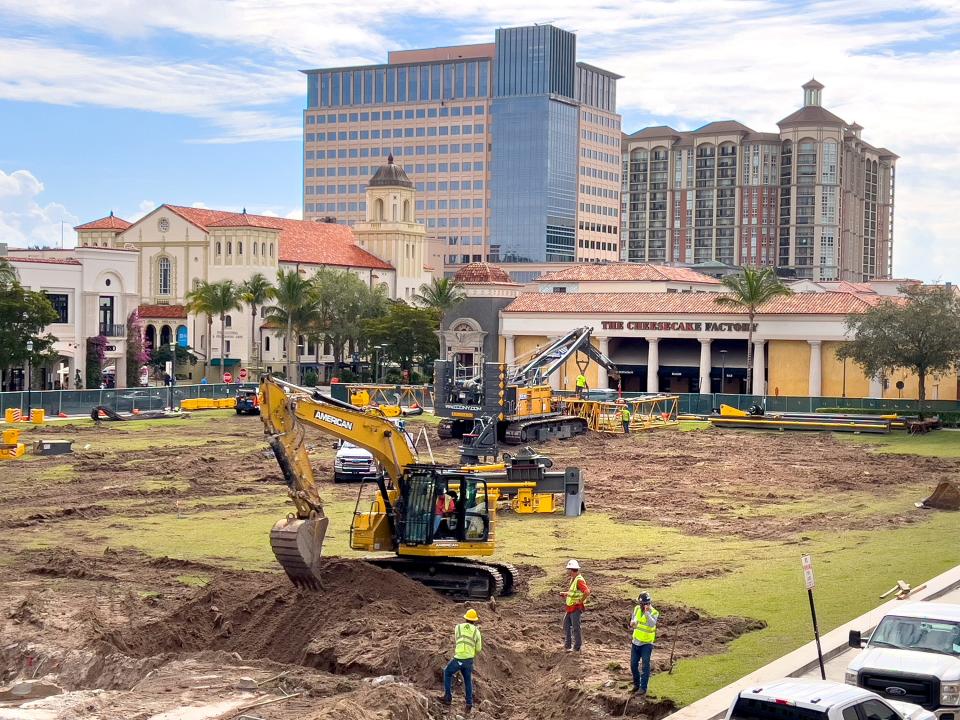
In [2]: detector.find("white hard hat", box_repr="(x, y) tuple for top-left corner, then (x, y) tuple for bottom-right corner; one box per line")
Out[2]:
(566, 559), (580, 570)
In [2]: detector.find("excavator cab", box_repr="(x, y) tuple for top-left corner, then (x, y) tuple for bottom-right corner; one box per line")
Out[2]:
(396, 469), (490, 545)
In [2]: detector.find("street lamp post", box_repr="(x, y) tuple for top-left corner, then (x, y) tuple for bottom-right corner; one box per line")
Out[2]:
(25, 340), (34, 417)
(841, 357), (847, 398)
(719, 349), (728, 395)
(169, 342), (177, 410)
(373, 345), (383, 384)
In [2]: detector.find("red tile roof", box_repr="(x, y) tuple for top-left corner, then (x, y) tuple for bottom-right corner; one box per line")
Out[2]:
(138, 304), (188, 319)
(505, 292), (880, 316)
(8, 256), (81, 266)
(74, 213), (132, 231)
(161, 205), (393, 270)
(536, 263), (721, 284)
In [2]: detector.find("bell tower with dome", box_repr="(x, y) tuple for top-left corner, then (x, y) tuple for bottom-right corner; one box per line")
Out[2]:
(353, 155), (430, 301)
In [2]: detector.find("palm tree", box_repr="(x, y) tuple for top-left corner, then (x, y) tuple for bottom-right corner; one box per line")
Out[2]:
(186, 280), (243, 381)
(413, 277), (466, 319)
(185, 281), (219, 380)
(714, 267), (792, 393)
(240, 273), (274, 379)
(264, 269), (315, 381)
(0, 258), (17, 286)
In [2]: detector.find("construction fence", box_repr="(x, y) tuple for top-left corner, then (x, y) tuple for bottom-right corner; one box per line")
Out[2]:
(0, 383), (258, 419)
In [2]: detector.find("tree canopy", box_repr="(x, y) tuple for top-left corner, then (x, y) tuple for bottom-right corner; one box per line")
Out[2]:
(362, 300), (439, 380)
(837, 284), (960, 404)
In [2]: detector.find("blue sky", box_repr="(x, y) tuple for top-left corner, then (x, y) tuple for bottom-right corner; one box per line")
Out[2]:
(1, 0), (958, 280)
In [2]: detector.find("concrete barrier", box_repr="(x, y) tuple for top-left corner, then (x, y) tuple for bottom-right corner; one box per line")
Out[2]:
(663, 563), (960, 720)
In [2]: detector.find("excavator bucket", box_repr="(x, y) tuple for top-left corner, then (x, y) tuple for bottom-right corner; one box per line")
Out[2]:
(917, 481), (960, 511)
(269, 514), (330, 590)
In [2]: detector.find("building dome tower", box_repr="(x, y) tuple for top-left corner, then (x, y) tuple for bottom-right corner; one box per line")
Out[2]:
(354, 155), (430, 300)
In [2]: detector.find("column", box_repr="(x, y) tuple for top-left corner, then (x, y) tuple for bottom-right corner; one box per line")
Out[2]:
(869, 374), (884, 398)
(752, 340), (766, 396)
(596, 336), (609, 389)
(808, 340), (822, 397)
(699, 338), (712, 395)
(503, 334), (515, 365)
(646, 338), (659, 393)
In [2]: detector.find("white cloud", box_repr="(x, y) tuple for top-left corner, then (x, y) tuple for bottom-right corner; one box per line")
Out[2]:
(1, 1), (959, 277)
(0, 169), (78, 248)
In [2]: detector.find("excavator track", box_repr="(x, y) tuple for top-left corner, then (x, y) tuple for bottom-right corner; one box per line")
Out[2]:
(485, 561), (518, 596)
(365, 556), (509, 599)
(503, 415), (588, 445)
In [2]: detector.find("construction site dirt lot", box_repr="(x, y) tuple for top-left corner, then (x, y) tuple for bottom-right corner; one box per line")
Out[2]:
(1, 411), (958, 719)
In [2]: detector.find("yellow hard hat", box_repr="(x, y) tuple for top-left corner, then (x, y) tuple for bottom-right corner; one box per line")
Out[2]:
(463, 609), (479, 622)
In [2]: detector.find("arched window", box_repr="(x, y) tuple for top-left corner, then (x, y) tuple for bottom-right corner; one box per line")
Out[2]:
(225, 315), (232, 328)
(262, 242), (267, 257)
(227, 241), (232, 255)
(216, 242), (222, 256)
(253, 242), (258, 256)
(374, 198), (384, 220)
(392, 202), (398, 221)
(265, 336), (271, 351)
(269, 243), (274, 257)
(238, 241), (243, 255)
(403, 199), (411, 221)
(260, 306), (268, 318)
(158, 257), (171, 295)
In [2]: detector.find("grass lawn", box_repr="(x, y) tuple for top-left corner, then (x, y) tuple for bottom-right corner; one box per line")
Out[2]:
(840, 429), (960, 456)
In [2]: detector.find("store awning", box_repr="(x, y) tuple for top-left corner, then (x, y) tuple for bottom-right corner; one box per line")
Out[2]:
(209, 358), (241, 366)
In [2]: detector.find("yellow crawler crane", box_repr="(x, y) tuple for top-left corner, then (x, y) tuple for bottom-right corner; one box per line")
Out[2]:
(260, 375), (517, 598)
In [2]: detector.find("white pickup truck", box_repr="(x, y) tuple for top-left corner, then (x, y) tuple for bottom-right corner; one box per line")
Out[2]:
(725, 679), (935, 719)
(846, 602), (960, 719)
(726, 678), (934, 720)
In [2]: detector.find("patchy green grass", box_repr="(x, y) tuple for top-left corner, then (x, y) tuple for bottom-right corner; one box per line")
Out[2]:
(176, 574), (210, 587)
(679, 420), (712, 432)
(840, 430), (960, 457)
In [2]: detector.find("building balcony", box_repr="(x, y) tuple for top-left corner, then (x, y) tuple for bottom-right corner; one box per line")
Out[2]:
(99, 323), (126, 337)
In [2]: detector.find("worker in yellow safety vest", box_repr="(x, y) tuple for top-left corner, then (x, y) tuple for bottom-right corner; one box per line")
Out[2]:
(619, 402), (632, 434)
(440, 609), (482, 712)
(560, 559), (591, 651)
(629, 592), (659, 694)
(575, 373), (588, 398)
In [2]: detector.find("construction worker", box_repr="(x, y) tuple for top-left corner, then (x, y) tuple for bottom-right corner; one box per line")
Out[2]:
(561, 559), (590, 651)
(619, 401), (632, 434)
(575, 372), (588, 398)
(440, 609), (482, 713)
(629, 591), (659, 694)
(434, 487), (456, 537)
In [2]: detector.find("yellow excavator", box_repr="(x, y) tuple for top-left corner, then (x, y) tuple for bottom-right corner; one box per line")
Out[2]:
(260, 375), (518, 598)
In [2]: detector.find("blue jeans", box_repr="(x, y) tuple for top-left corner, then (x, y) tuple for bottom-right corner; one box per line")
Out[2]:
(631, 642), (653, 691)
(443, 658), (474, 706)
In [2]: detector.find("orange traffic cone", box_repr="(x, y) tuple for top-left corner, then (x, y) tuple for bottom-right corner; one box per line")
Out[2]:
(58, 412), (68, 418)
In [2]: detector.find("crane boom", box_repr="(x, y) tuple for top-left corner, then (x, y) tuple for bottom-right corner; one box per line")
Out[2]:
(510, 326), (620, 386)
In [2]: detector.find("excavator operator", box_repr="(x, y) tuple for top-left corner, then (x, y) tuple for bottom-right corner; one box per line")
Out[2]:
(434, 485), (457, 538)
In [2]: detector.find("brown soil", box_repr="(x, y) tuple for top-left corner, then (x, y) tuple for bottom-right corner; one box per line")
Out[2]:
(0, 546), (759, 718)
(1, 413), (952, 718)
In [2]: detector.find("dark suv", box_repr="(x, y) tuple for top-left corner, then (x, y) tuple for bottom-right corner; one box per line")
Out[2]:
(235, 388), (261, 415)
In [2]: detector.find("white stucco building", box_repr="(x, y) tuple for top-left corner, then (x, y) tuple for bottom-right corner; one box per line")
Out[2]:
(4, 246), (139, 389)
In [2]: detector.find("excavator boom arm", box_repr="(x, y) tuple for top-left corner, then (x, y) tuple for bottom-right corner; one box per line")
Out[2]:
(510, 326), (620, 385)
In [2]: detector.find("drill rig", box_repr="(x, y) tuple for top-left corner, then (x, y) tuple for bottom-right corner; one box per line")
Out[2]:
(435, 326), (620, 445)
(260, 375), (517, 598)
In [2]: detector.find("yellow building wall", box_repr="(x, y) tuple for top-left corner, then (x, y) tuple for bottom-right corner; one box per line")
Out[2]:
(882, 370), (958, 401)
(767, 340), (811, 397)
(821, 342), (870, 398)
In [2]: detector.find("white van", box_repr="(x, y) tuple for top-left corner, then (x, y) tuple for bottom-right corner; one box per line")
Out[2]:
(846, 602), (960, 719)
(725, 678), (935, 719)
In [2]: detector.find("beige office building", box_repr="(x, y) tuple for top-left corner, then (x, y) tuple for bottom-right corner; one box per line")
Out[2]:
(622, 80), (897, 281)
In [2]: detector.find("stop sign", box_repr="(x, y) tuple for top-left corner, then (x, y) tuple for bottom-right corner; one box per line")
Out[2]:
(222, 371), (233, 384)
(238, 368), (248, 381)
